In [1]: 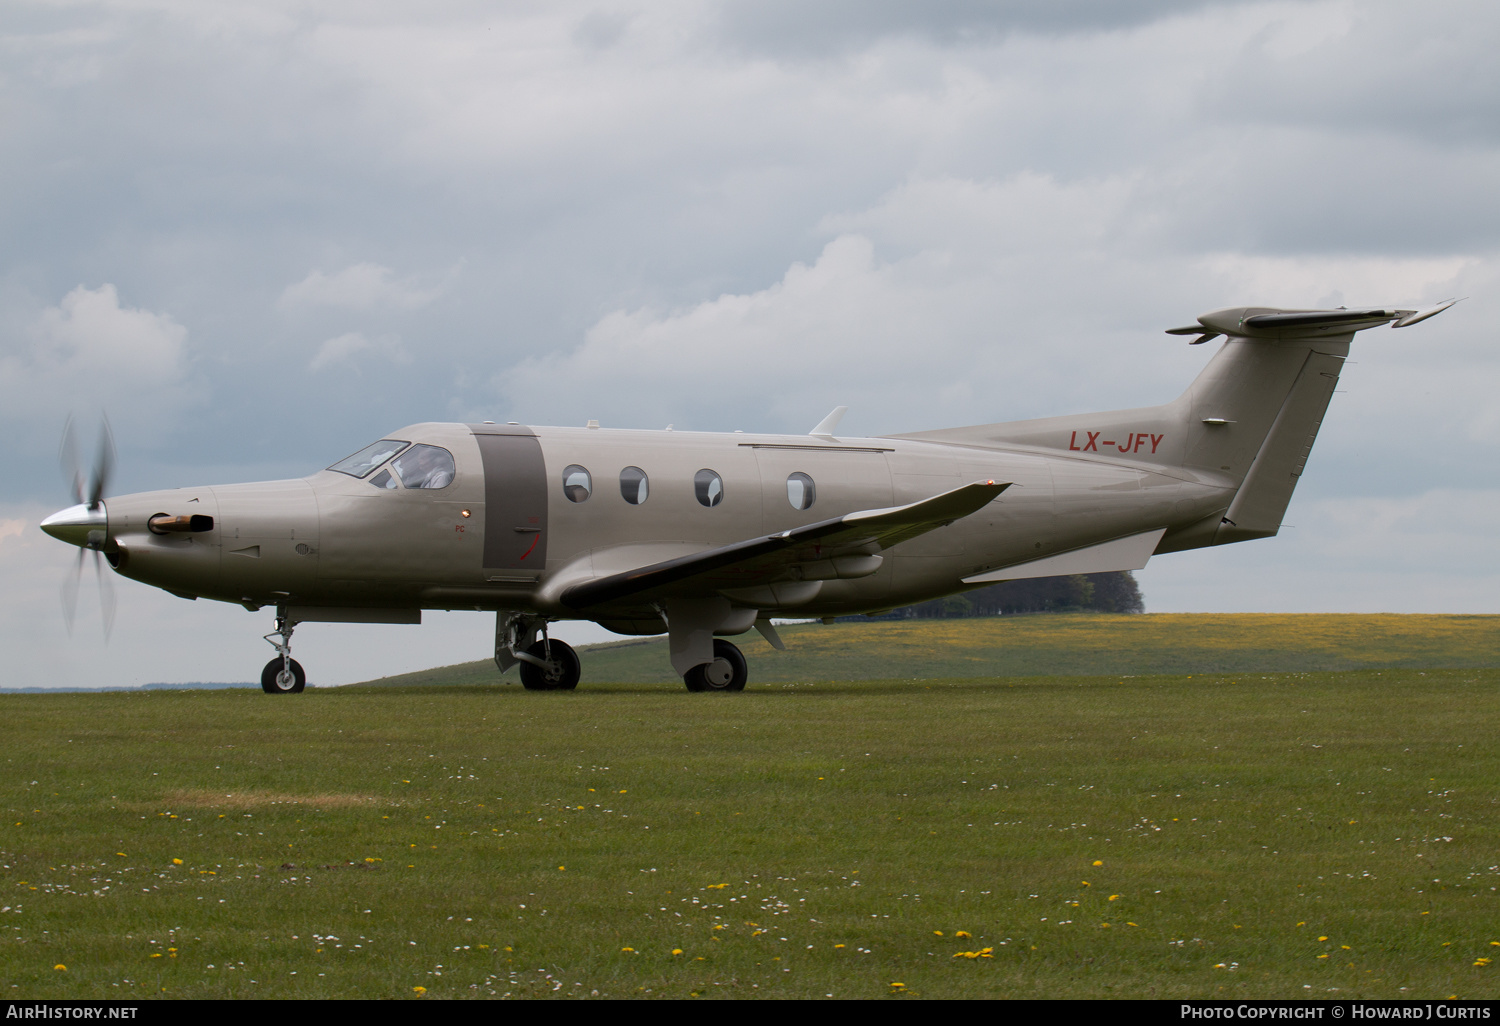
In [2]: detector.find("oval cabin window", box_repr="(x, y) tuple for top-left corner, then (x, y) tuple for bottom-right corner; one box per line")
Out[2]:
(620, 466), (649, 505)
(562, 465), (592, 503)
(694, 469), (724, 507)
(786, 472), (816, 510)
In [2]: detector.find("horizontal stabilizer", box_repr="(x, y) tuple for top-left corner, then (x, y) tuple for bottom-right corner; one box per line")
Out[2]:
(561, 480), (1009, 610)
(1168, 301), (1456, 342)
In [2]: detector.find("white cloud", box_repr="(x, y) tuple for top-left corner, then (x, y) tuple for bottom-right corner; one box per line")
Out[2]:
(308, 330), (406, 372)
(0, 284), (195, 426)
(278, 263), (442, 312)
(1141, 488), (1500, 613)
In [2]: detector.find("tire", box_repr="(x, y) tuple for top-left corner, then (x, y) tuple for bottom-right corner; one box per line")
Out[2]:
(261, 657), (306, 694)
(519, 640), (581, 691)
(683, 639), (747, 692)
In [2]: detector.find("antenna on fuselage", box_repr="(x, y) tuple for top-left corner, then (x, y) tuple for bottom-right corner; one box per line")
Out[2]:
(809, 406), (848, 441)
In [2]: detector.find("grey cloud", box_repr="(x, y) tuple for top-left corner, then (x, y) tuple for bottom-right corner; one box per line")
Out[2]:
(710, 0), (1284, 56)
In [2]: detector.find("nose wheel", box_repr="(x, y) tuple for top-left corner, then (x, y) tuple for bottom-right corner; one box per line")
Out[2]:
(261, 657), (306, 694)
(519, 639), (581, 691)
(684, 639), (747, 692)
(260, 610), (306, 694)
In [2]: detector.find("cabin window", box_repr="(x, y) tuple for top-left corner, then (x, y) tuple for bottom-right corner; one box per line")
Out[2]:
(786, 472), (816, 510)
(620, 466), (649, 505)
(328, 439), (410, 478)
(392, 444), (456, 489)
(563, 465), (592, 503)
(370, 469), (398, 490)
(694, 469), (724, 507)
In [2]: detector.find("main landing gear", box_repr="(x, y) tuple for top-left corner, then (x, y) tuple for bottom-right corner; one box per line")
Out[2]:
(261, 610), (305, 694)
(683, 639), (748, 692)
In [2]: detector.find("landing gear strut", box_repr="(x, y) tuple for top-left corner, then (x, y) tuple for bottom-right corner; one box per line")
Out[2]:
(684, 639), (747, 692)
(261, 610), (305, 694)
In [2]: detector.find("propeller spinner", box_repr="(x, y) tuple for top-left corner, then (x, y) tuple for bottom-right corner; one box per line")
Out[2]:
(41, 415), (117, 638)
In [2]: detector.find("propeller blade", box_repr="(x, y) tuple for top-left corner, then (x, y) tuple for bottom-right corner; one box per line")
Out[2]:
(60, 415), (83, 506)
(94, 550), (116, 641)
(89, 415), (115, 511)
(61, 546), (84, 636)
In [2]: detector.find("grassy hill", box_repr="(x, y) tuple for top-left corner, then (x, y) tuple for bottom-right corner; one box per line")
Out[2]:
(357, 612), (1500, 688)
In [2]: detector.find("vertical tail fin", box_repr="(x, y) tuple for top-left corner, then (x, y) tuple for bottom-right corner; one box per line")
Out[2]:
(898, 301), (1453, 552)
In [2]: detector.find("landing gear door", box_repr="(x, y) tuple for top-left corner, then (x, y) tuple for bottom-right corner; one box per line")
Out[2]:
(471, 426), (549, 574)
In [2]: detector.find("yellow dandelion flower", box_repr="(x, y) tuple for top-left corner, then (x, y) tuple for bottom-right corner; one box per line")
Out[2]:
(1317, 954), (1328, 959)
(890, 982), (906, 988)
(172, 858), (182, 865)
(1476, 959), (1492, 967)
(621, 947), (635, 953)
(1092, 860), (1103, 867)
(413, 986), (426, 994)
(54, 965), (66, 971)
(672, 949), (683, 956)
(1108, 895), (1120, 901)
(933, 930), (943, 936)
(1318, 936), (1329, 942)
(956, 931), (971, 939)
(1081, 881), (1090, 887)
(558, 866), (565, 871)
(1491, 942), (1500, 947)
(150, 953), (161, 958)
(834, 944), (845, 949)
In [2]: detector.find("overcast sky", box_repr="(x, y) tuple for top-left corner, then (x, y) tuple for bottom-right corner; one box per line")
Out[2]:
(3, 0), (1497, 688)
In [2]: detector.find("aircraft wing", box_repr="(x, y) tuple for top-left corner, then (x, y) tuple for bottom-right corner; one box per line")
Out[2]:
(558, 480), (1010, 610)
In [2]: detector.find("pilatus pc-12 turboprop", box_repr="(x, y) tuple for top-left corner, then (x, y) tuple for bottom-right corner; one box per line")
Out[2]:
(41, 301), (1455, 694)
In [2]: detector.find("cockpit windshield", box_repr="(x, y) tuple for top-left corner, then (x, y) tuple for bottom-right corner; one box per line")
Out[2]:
(328, 439), (410, 478)
(392, 444), (455, 489)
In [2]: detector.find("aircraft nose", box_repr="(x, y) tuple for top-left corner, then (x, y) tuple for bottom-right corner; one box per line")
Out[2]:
(40, 503), (108, 549)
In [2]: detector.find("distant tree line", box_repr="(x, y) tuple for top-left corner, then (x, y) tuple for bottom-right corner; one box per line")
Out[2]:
(845, 571), (1145, 621)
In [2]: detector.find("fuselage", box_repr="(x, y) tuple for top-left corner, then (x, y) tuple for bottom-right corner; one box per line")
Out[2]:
(91, 421), (1234, 623)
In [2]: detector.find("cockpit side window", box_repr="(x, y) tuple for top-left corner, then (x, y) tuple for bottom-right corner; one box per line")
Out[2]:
(329, 439), (410, 478)
(370, 468), (398, 490)
(391, 444), (456, 489)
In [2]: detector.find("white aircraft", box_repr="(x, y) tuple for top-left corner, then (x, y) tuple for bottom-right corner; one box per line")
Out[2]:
(40, 301), (1455, 693)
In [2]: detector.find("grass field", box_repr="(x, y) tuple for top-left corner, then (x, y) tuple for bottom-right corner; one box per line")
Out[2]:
(3, 639), (1499, 999)
(368, 613), (1500, 688)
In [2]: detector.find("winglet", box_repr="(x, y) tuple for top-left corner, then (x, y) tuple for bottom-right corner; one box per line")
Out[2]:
(1393, 298), (1460, 328)
(809, 406), (848, 440)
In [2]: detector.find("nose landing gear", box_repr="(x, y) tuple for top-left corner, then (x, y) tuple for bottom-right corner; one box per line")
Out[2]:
(496, 613), (581, 690)
(261, 610), (306, 694)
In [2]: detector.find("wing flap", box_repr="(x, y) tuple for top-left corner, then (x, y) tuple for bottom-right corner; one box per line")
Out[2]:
(560, 480), (1009, 610)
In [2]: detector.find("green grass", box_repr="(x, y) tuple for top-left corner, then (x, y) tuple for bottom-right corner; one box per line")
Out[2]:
(367, 613), (1500, 687)
(3, 666), (1499, 999)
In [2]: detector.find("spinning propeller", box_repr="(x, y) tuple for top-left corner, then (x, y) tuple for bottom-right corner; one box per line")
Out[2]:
(44, 415), (117, 639)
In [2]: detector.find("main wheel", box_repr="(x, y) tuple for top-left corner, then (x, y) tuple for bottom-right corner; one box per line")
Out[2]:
(261, 657), (306, 694)
(519, 640), (581, 691)
(683, 639), (747, 692)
